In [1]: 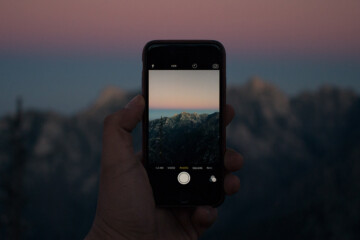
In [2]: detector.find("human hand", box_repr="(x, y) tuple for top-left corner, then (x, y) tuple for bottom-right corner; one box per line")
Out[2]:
(85, 95), (243, 240)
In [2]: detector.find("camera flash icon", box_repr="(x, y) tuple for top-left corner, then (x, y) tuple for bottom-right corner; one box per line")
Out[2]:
(209, 175), (217, 183)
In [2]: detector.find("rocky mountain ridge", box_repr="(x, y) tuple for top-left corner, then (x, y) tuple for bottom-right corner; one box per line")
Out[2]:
(149, 112), (219, 166)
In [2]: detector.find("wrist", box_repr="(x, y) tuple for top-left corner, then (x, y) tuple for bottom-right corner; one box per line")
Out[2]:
(85, 216), (128, 240)
(85, 226), (107, 240)
(85, 215), (156, 240)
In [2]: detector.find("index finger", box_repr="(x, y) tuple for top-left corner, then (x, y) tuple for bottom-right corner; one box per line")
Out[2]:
(225, 104), (235, 126)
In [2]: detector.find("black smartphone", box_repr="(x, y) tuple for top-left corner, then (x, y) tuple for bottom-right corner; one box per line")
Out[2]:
(142, 40), (226, 206)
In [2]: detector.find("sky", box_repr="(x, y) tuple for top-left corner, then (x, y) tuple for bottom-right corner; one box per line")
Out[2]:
(149, 70), (219, 110)
(0, 0), (360, 116)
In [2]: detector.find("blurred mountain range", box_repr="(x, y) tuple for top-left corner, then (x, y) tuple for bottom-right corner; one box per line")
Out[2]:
(0, 77), (359, 239)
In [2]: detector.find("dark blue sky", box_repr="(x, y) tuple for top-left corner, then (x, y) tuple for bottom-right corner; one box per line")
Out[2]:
(1, 53), (359, 116)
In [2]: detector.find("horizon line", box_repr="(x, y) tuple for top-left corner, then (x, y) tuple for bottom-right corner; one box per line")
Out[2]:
(150, 107), (218, 110)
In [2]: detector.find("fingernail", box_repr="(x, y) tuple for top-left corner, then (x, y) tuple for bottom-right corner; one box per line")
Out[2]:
(125, 95), (141, 109)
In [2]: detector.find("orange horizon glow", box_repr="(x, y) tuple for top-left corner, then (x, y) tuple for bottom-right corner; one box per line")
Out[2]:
(150, 107), (219, 110)
(0, 0), (359, 57)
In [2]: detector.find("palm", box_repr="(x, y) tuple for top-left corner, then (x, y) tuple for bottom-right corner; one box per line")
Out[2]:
(96, 153), (200, 240)
(86, 95), (242, 240)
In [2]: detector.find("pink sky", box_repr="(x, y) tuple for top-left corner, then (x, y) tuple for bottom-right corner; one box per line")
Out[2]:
(0, 0), (359, 57)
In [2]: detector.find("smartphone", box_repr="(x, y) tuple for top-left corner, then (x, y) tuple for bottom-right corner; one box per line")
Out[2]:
(142, 40), (226, 206)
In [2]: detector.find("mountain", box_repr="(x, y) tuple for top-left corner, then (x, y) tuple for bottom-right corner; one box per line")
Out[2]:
(149, 112), (219, 166)
(0, 78), (359, 239)
(211, 78), (360, 240)
(0, 87), (139, 239)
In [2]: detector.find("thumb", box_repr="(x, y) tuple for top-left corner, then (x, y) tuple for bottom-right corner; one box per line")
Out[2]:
(101, 94), (145, 170)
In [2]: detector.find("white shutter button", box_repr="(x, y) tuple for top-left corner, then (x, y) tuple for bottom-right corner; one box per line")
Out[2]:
(177, 172), (190, 185)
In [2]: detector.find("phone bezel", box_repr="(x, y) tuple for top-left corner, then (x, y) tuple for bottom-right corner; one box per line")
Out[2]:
(142, 40), (226, 207)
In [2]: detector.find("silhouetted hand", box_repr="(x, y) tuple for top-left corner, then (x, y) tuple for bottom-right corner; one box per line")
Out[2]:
(85, 95), (243, 240)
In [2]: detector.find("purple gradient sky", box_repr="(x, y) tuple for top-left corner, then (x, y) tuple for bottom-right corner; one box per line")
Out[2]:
(1, 0), (359, 57)
(0, 1), (359, 116)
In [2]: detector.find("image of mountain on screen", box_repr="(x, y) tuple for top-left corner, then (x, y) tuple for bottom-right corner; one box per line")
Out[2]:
(149, 112), (220, 166)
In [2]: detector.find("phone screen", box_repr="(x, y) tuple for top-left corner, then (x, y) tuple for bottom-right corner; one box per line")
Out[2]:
(143, 41), (225, 206)
(149, 69), (220, 168)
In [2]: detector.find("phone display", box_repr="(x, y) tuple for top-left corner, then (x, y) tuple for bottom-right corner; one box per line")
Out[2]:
(142, 40), (226, 206)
